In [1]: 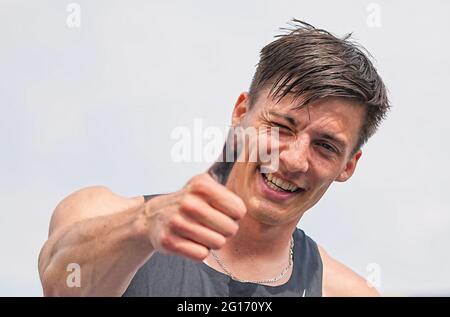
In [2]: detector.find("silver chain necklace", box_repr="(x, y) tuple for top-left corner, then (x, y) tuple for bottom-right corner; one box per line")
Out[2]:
(210, 237), (294, 285)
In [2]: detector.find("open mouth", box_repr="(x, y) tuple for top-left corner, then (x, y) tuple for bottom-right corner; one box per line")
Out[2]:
(259, 168), (304, 194)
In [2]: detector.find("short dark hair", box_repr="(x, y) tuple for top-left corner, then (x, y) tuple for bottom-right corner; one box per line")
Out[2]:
(248, 19), (390, 154)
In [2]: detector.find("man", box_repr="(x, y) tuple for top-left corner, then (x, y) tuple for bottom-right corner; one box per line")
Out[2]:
(38, 20), (389, 296)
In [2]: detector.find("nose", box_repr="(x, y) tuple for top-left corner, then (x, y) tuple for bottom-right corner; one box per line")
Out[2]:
(279, 134), (310, 174)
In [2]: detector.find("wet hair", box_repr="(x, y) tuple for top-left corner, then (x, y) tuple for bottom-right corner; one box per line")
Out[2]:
(248, 19), (390, 154)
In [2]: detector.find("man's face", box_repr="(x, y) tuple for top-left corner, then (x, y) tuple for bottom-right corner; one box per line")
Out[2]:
(226, 90), (365, 226)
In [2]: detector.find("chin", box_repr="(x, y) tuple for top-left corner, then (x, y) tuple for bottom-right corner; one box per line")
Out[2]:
(245, 203), (296, 227)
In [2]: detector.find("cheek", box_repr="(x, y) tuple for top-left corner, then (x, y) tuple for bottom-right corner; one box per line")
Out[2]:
(309, 156), (342, 184)
(239, 127), (281, 167)
(300, 181), (332, 210)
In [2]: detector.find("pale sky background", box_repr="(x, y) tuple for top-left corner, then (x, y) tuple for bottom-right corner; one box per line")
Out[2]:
(1, 0), (449, 296)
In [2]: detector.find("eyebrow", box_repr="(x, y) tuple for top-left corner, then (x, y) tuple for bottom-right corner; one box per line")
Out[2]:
(268, 111), (298, 126)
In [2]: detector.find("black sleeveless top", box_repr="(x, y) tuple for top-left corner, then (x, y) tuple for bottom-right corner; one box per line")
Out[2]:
(123, 195), (323, 297)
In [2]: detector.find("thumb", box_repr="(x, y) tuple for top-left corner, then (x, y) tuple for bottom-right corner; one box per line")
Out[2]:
(207, 127), (243, 186)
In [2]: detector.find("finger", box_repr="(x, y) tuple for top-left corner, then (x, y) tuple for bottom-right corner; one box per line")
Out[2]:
(202, 181), (246, 221)
(169, 214), (226, 250)
(189, 177), (246, 221)
(180, 194), (239, 237)
(162, 233), (210, 262)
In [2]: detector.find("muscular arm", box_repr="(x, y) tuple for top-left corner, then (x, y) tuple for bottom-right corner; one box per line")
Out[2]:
(38, 173), (245, 297)
(38, 186), (153, 296)
(318, 246), (380, 297)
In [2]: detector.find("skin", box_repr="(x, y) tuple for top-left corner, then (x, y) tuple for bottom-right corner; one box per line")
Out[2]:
(38, 90), (379, 296)
(203, 91), (379, 295)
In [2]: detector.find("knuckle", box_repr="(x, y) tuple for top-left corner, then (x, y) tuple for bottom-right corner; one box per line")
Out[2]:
(191, 180), (210, 196)
(190, 174), (205, 183)
(187, 174), (205, 186)
(159, 233), (175, 250)
(188, 174), (213, 195)
(187, 207), (204, 220)
(168, 215), (184, 232)
(182, 203), (205, 220)
(179, 195), (195, 212)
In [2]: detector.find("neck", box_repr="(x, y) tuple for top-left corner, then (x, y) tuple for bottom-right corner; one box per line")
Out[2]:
(220, 214), (297, 261)
(205, 214), (298, 285)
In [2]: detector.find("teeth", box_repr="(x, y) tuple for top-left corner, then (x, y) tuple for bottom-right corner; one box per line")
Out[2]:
(263, 172), (299, 192)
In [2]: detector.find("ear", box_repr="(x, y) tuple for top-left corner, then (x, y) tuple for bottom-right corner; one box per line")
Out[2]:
(231, 92), (250, 126)
(336, 150), (362, 182)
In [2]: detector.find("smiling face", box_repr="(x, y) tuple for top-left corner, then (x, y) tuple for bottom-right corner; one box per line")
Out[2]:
(226, 90), (366, 226)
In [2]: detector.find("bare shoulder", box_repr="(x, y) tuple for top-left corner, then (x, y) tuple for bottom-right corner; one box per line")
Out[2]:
(318, 245), (380, 297)
(49, 186), (144, 236)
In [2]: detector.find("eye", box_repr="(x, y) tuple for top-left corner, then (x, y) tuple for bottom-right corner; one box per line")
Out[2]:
(316, 142), (336, 153)
(272, 122), (292, 131)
